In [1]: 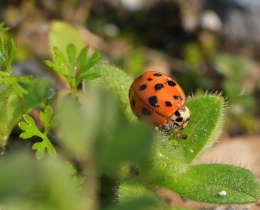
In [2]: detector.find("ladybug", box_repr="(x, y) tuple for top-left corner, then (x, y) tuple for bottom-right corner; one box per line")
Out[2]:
(129, 71), (190, 133)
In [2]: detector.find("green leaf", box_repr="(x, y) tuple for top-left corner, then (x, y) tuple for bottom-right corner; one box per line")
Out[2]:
(49, 114), (59, 130)
(66, 43), (76, 62)
(117, 178), (164, 210)
(12, 79), (29, 97)
(177, 94), (226, 163)
(0, 22), (9, 32)
(19, 129), (35, 139)
(49, 20), (85, 60)
(104, 198), (163, 210)
(19, 114), (42, 138)
(75, 46), (88, 66)
(80, 52), (101, 75)
(160, 164), (260, 204)
(0, 37), (6, 64)
(64, 161), (77, 175)
(78, 72), (100, 84)
(45, 137), (56, 158)
(84, 64), (136, 122)
(19, 108), (57, 159)
(64, 161), (85, 192)
(72, 176), (85, 187)
(39, 105), (53, 133)
(53, 47), (68, 75)
(77, 52), (101, 85)
(97, 120), (153, 177)
(0, 151), (81, 209)
(32, 142), (46, 159)
(16, 75), (36, 85)
(7, 38), (16, 66)
(0, 78), (52, 148)
(45, 60), (62, 73)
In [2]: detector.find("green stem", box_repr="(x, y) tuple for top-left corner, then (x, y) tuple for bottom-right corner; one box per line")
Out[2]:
(71, 84), (77, 103)
(7, 65), (26, 115)
(19, 97), (26, 115)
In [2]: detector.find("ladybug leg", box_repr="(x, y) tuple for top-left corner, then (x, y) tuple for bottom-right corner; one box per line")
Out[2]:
(160, 123), (179, 132)
(175, 133), (188, 140)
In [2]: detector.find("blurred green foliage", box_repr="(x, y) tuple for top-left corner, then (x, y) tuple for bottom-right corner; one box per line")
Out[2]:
(212, 53), (257, 134)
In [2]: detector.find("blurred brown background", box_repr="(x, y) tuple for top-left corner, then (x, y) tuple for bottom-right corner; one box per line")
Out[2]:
(1, 0), (260, 209)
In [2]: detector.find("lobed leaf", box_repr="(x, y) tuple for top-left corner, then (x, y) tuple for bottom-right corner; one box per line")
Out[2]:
(49, 114), (59, 130)
(19, 114), (42, 139)
(32, 142), (46, 159)
(39, 105), (53, 134)
(0, 78), (52, 148)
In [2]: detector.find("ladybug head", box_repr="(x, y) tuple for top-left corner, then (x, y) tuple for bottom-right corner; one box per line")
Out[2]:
(166, 105), (190, 133)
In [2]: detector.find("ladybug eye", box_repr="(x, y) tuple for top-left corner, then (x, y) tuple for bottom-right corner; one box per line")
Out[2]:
(176, 117), (183, 122)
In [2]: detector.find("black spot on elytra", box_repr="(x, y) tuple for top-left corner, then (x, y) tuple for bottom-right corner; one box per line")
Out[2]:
(154, 83), (164, 90)
(174, 95), (183, 101)
(175, 110), (181, 116)
(147, 78), (153, 81)
(131, 99), (135, 107)
(176, 117), (183, 122)
(148, 96), (159, 107)
(154, 73), (162, 77)
(165, 101), (172, 107)
(142, 108), (151, 116)
(167, 80), (176, 86)
(139, 84), (147, 90)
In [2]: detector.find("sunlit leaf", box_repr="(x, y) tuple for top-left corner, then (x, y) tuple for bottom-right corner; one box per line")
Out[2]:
(161, 164), (260, 204)
(0, 37), (6, 64)
(67, 43), (77, 62)
(7, 38), (16, 66)
(49, 20), (85, 60)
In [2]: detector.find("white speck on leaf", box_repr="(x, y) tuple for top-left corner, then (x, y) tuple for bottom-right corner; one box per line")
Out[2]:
(219, 190), (227, 196)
